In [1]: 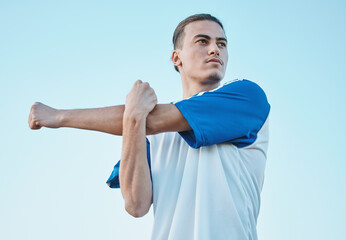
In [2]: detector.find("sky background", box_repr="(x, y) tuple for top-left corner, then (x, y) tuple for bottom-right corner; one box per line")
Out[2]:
(1, 0), (345, 239)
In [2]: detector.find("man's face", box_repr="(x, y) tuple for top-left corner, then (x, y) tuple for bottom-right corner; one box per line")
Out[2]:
(174, 20), (228, 83)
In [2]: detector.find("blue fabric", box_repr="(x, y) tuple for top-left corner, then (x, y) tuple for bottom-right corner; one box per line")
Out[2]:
(174, 79), (270, 149)
(106, 138), (151, 188)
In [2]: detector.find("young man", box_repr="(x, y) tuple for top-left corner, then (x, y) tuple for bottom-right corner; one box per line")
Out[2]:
(28, 14), (270, 239)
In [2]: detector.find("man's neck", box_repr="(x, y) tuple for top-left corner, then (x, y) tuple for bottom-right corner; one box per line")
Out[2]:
(181, 77), (221, 99)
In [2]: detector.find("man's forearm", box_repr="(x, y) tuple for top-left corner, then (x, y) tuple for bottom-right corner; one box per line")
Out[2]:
(59, 105), (125, 135)
(119, 113), (152, 217)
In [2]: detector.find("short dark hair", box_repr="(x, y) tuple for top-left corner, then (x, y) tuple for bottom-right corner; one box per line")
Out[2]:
(172, 13), (225, 72)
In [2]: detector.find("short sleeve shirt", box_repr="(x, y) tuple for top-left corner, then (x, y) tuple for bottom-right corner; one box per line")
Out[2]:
(107, 79), (270, 240)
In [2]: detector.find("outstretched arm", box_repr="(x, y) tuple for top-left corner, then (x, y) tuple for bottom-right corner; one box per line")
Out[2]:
(28, 101), (191, 135)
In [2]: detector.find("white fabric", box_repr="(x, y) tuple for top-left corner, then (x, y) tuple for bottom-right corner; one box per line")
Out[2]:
(147, 117), (269, 240)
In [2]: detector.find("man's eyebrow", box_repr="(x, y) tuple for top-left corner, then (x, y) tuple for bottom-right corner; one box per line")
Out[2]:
(217, 37), (228, 43)
(194, 34), (211, 40)
(193, 34), (227, 43)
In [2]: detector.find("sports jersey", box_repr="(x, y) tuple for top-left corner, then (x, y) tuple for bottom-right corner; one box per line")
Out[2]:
(107, 79), (271, 240)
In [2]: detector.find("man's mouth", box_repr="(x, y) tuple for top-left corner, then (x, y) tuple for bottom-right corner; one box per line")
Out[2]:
(206, 57), (223, 65)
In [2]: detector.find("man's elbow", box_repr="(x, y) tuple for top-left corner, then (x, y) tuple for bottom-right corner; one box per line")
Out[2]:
(125, 201), (151, 218)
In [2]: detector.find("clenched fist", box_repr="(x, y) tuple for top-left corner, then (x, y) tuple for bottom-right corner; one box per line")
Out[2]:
(124, 80), (157, 118)
(28, 102), (62, 130)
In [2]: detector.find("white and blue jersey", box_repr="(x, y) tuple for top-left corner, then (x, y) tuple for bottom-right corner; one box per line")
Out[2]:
(107, 79), (270, 240)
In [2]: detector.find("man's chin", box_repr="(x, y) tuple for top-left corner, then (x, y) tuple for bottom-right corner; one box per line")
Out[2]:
(206, 72), (223, 83)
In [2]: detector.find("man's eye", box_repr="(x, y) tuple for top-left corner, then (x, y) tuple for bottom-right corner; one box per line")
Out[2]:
(218, 42), (227, 47)
(197, 39), (207, 44)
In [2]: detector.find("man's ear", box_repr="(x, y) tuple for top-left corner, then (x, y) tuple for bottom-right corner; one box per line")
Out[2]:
(172, 50), (182, 69)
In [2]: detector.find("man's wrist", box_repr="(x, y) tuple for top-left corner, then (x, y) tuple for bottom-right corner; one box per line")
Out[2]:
(123, 109), (148, 122)
(58, 110), (69, 128)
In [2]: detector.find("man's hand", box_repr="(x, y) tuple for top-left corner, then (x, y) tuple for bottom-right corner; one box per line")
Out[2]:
(28, 102), (61, 130)
(124, 80), (157, 118)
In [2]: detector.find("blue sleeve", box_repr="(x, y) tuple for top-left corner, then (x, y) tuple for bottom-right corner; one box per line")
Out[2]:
(174, 79), (270, 148)
(106, 138), (152, 188)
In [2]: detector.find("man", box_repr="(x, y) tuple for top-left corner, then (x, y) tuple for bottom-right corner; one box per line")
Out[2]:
(28, 14), (270, 239)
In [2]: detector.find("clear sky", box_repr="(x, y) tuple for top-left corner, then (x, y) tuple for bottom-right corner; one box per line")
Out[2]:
(1, 0), (345, 239)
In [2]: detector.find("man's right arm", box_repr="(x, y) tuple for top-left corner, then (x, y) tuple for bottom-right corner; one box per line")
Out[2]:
(28, 102), (191, 135)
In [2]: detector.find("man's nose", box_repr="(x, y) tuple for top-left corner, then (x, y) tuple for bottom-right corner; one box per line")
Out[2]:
(208, 43), (220, 56)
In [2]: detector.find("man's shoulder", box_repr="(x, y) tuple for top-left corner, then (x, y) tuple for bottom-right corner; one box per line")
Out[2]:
(194, 78), (264, 97)
(222, 78), (265, 92)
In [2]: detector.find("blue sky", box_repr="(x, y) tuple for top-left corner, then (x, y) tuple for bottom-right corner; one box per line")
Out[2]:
(1, 0), (345, 239)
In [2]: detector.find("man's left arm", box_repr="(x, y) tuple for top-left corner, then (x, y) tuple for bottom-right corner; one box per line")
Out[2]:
(119, 80), (156, 217)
